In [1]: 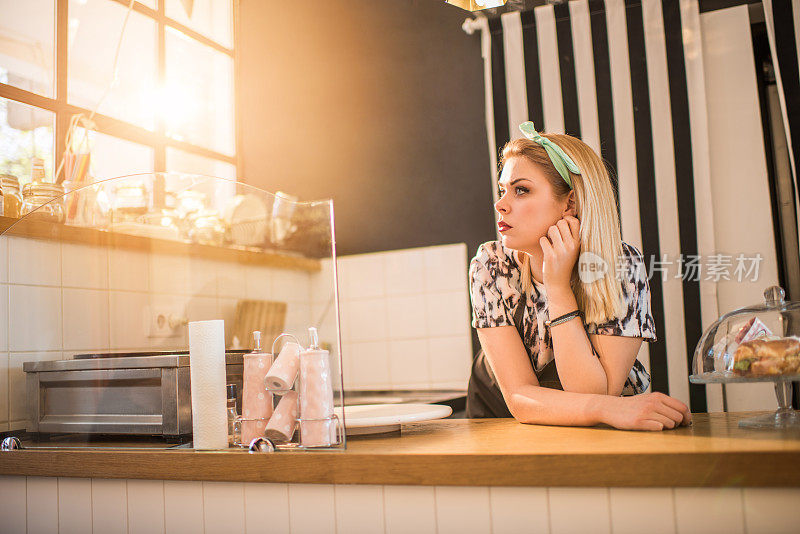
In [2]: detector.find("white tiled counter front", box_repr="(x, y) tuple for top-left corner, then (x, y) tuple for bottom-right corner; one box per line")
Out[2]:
(2, 480), (799, 533)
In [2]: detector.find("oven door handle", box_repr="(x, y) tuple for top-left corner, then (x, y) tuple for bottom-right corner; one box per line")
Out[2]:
(37, 368), (162, 383)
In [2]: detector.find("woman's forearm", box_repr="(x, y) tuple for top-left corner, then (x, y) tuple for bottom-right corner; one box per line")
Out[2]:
(546, 286), (608, 393)
(508, 385), (608, 426)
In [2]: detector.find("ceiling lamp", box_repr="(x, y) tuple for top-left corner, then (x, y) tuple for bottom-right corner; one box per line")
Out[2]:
(446, 0), (507, 11)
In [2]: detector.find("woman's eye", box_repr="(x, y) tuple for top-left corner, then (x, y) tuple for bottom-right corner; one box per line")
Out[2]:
(498, 188), (505, 197)
(514, 186), (528, 195)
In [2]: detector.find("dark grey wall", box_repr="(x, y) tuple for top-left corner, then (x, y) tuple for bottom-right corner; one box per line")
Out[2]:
(239, 0), (496, 257)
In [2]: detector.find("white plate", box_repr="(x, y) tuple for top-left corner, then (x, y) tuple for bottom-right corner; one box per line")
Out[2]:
(335, 403), (452, 436)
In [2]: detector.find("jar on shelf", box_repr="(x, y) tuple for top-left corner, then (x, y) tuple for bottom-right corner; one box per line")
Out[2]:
(111, 181), (149, 223)
(2, 175), (22, 218)
(21, 181), (66, 223)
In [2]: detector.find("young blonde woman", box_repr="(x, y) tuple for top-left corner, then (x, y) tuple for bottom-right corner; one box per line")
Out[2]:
(467, 121), (691, 431)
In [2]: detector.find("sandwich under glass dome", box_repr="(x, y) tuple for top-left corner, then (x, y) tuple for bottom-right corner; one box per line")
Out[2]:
(691, 286), (800, 428)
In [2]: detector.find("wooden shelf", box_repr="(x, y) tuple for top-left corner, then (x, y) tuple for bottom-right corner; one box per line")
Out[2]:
(1, 413), (799, 487)
(0, 216), (321, 272)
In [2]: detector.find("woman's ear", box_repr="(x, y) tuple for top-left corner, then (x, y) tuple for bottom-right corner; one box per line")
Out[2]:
(564, 190), (577, 217)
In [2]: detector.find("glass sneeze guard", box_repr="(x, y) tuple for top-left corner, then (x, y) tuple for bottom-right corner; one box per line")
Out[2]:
(0, 172), (345, 452)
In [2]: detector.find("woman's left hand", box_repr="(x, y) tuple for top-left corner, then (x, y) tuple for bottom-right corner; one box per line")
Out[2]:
(539, 215), (581, 292)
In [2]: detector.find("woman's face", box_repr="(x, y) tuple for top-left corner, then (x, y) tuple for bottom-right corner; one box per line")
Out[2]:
(495, 156), (571, 253)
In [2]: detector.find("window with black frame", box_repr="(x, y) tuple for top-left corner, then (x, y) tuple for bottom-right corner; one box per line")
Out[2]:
(0, 0), (238, 192)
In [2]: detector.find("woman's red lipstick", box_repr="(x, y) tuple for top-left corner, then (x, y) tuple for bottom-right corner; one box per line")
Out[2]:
(498, 221), (512, 232)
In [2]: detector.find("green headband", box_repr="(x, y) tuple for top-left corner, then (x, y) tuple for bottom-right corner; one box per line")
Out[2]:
(518, 121), (581, 189)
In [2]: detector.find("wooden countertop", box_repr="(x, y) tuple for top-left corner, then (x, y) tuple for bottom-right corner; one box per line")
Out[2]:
(1, 413), (799, 487)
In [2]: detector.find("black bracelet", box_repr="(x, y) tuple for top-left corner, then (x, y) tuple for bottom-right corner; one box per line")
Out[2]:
(544, 309), (583, 328)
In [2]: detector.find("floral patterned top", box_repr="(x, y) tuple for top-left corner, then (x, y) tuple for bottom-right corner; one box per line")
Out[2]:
(469, 240), (656, 395)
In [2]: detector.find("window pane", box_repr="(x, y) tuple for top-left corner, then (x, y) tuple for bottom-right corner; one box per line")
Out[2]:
(72, 128), (154, 181)
(0, 0), (55, 97)
(165, 28), (234, 155)
(68, 0), (157, 129)
(0, 98), (55, 185)
(166, 147), (235, 179)
(166, 147), (235, 213)
(166, 0), (232, 48)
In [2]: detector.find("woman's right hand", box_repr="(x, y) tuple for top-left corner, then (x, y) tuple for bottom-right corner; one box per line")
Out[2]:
(599, 392), (692, 431)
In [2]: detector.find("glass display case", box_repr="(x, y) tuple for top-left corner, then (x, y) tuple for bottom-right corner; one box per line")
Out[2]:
(0, 172), (345, 452)
(691, 286), (800, 428)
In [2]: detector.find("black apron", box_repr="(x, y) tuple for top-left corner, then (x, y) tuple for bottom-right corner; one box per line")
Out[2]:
(466, 298), (563, 418)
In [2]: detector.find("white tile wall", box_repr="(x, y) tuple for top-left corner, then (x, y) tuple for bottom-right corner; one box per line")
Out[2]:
(244, 482), (290, 533)
(435, 486), (492, 534)
(345, 341), (391, 389)
(384, 247), (425, 296)
(288, 484), (336, 534)
(0, 235), (470, 431)
(549, 487), (611, 534)
(0, 353), (8, 426)
(384, 485), (437, 534)
(335, 484), (385, 534)
(428, 335), (473, 389)
(743, 487), (800, 534)
(58, 477), (92, 534)
(217, 261), (247, 300)
(9, 285), (61, 352)
(331, 243), (472, 390)
(0, 476), (26, 533)
(674, 487), (745, 534)
(0, 284), (8, 352)
(388, 339), (430, 388)
(91, 478), (128, 534)
(348, 299), (389, 343)
(5, 478), (800, 533)
(188, 258), (218, 297)
(204, 481), (245, 534)
(610, 487), (676, 534)
(164, 480), (204, 534)
(128, 479), (166, 534)
(62, 288), (110, 351)
(0, 236), (8, 283)
(489, 486), (550, 533)
(62, 243), (108, 289)
(150, 253), (192, 295)
(26, 476), (58, 534)
(108, 248), (149, 292)
(9, 237), (61, 286)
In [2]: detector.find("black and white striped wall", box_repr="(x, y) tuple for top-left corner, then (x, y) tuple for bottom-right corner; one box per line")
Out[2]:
(469, 0), (800, 412)
(764, 0), (800, 247)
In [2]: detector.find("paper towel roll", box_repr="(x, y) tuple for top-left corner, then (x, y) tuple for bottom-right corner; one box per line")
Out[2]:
(265, 342), (301, 392)
(189, 320), (228, 450)
(264, 391), (298, 442)
(299, 349), (336, 447)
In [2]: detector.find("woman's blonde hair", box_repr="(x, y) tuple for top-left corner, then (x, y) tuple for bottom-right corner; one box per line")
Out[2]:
(501, 134), (625, 324)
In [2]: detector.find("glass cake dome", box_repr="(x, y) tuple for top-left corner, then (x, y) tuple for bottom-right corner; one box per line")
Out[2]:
(691, 286), (800, 428)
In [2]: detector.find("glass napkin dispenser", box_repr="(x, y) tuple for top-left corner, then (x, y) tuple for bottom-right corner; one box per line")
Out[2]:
(691, 286), (800, 428)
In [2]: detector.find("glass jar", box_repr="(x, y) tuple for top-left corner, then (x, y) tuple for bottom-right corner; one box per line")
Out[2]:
(111, 181), (149, 223)
(21, 181), (66, 223)
(2, 175), (22, 218)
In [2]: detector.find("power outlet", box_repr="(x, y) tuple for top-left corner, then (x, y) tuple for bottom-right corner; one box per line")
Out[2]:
(146, 306), (187, 338)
